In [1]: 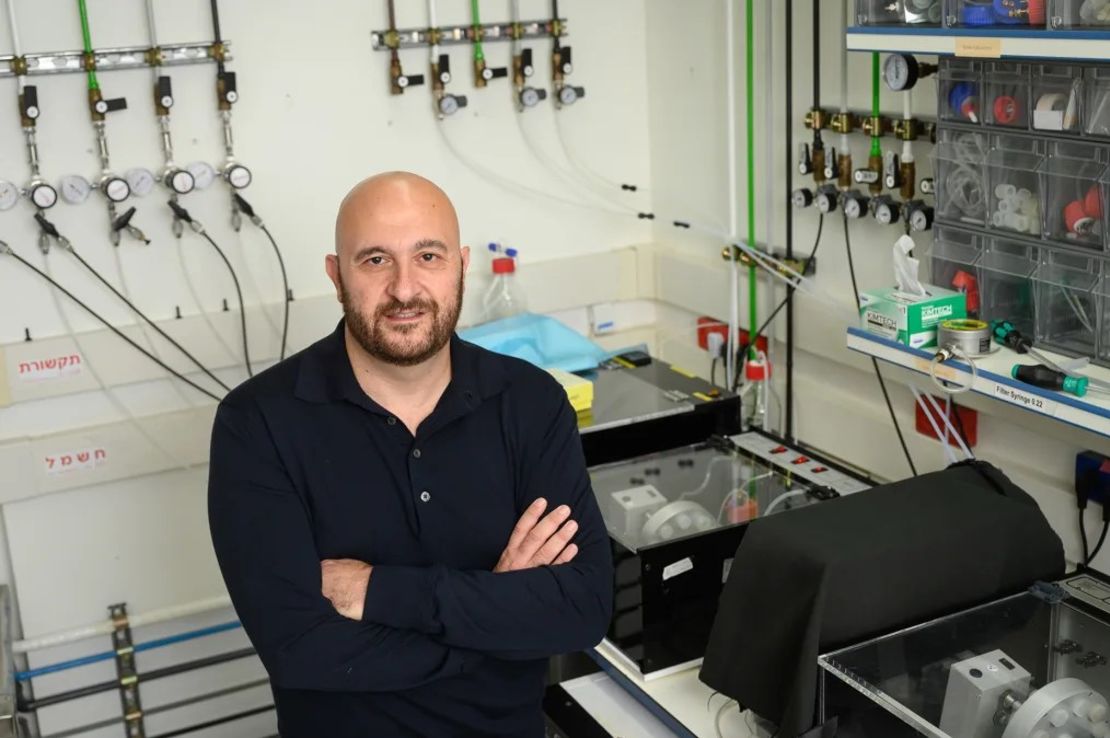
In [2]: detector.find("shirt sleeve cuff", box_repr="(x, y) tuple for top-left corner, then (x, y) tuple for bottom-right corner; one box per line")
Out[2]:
(362, 564), (443, 633)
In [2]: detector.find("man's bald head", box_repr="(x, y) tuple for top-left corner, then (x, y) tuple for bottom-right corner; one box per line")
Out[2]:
(334, 171), (460, 258)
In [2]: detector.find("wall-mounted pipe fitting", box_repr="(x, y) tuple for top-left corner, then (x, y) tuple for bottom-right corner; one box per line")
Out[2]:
(829, 111), (857, 135)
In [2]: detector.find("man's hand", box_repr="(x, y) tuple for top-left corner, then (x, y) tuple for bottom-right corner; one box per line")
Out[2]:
(494, 498), (579, 573)
(321, 559), (372, 620)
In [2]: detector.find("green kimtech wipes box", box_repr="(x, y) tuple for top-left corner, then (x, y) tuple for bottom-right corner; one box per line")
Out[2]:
(858, 285), (967, 349)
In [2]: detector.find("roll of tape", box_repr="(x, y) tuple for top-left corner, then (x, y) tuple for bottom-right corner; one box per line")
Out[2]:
(993, 95), (1021, 124)
(1085, 184), (1103, 219)
(1036, 92), (1066, 111)
(963, 1), (996, 24)
(938, 319), (992, 357)
(1064, 199), (1095, 234)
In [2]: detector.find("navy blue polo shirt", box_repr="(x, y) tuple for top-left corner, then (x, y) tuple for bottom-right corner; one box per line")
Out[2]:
(208, 321), (613, 737)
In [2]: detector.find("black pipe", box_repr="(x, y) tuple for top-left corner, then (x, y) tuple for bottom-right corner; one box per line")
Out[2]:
(209, 0), (224, 74)
(18, 647), (257, 712)
(812, 0), (820, 107)
(148, 704), (275, 738)
(785, 0), (795, 441)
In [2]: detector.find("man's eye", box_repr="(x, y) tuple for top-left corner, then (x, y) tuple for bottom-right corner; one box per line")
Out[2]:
(420, 253), (439, 262)
(368, 256), (385, 265)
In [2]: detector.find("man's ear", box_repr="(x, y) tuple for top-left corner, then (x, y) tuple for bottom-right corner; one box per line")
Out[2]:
(461, 245), (471, 274)
(325, 254), (342, 303)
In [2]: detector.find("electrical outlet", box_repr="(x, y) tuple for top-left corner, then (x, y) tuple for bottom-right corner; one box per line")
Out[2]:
(1077, 451), (1110, 508)
(706, 332), (725, 359)
(696, 316), (768, 354)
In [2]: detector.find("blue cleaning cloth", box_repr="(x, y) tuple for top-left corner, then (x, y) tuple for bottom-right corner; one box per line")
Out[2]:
(459, 313), (609, 373)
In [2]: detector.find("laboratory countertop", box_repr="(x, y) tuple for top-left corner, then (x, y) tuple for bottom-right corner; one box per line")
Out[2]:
(577, 640), (755, 738)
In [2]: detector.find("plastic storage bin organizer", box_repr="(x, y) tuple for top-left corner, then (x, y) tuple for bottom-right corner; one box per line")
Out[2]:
(1035, 248), (1101, 358)
(1097, 258), (1110, 363)
(985, 62), (1032, 130)
(979, 236), (1040, 335)
(1050, 0), (1110, 26)
(929, 226), (985, 319)
(986, 134), (1043, 236)
(1085, 67), (1110, 137)
(936, 130), (989, 226)
(945, 0), (1048, 27)
(1037, 142), (1106, 249)
(940, 60), (982, 124)
(856, 0), (943, 23)
(1032, 64), (1083, 133)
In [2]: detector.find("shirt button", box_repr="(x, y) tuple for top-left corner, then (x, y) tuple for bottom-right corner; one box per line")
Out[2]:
(412, 449), (422, 459)
(420, 491), (431, 503)
(387, 417), (397, 426)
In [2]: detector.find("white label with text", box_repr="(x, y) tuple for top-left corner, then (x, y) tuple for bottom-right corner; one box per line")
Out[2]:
(44, 447), (107, 476)
(993, 384), (1059, 416)
(17, 353), (84, 382)
(662, 557), (694, 582)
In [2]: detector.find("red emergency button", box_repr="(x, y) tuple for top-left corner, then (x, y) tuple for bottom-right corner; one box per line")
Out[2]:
(791, 456), (810, 465)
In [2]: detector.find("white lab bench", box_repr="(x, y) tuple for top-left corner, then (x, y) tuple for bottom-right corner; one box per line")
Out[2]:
(556, 640), (756, 738)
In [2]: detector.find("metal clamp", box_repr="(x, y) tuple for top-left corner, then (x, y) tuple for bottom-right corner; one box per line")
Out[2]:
(109, 604), (145, 738)
(0, 41), (228, 78)
(829, 111), (859, 135)
(372, 19), (564, 51)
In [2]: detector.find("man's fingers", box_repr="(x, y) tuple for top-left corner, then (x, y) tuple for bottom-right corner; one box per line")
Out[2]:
(504, 498), (548, 554)
(530, 519), (578, 567)
(552, 543), (579, 566)
(517, 505), (571, 563)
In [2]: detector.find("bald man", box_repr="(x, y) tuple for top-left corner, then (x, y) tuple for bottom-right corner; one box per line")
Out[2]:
(208, 172), (613, 737)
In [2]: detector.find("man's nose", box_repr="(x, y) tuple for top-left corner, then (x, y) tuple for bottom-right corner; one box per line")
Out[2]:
(387, 260), (420, 303)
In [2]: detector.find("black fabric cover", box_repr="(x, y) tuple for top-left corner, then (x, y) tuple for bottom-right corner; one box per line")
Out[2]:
(698, 461), (1064, 737)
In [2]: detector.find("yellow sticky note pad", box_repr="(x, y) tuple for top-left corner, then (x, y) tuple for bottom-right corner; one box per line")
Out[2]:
(547, 368), (594, 413)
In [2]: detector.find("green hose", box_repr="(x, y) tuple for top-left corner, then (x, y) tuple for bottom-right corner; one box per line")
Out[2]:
(870, 52), (881, 157)
(470, 0), (485, 62)
(745, 0), (757, 360)
(77, 0), (99, 90)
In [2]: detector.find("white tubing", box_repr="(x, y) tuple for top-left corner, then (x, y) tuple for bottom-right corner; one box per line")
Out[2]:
(839, 0), (849, 153)
(761, 0), (777, 427)
(5, 0), (23, 93)
(429, 0), (440, 63)
(902, 89), (914, 162)
(911, 386), (959, 466)
(144, 0), (159, 50)
(725, 0), (740, 391)
(922, 390), (974, 460)
(14, 593), (232, 654)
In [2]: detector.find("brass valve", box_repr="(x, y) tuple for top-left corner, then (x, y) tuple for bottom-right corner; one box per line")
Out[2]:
(900, 160), (916, 201)
(812, 146), (827, 185)
(860, 115), (891, 138)
(837, 152), (853, 190)
(829, 111), (858, 135)
(805, 107), (829, 131)
(867, 153), (883, 195)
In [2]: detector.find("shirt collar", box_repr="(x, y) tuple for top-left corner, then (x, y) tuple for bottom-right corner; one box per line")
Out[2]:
(294, 319), (509, 411)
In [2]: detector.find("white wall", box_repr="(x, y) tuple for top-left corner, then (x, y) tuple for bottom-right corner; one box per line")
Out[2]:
(0, 1), (653, 735)
(642, 1), (1108, 576)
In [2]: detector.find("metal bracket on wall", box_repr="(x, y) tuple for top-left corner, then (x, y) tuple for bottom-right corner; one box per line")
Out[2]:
(372, 19), (565, 51)
(0, 41), (229, 79)
(109, 604), (145, 738)
(720, 244), (817, 279)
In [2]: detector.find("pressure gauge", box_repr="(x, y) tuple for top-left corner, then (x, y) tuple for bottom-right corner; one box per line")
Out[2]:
(520, 87), (543, 108)
(225, 163), (252, 190)
(815, 185), (839, 214)
(0, 180), (19, 211)
(558, 85), (581, 107)
(843, 190), (870, 219)
(101, 176), (131, 203)
(908, 201), (934, 232)
(59, 174), (92, 204)
(792, 188), (814, 209)
(166, 168), (195, 195)
(438, 94), (461, 117)
(125, 168), (156, 197)
(187, 161), (217, 190)
(873, 196), (902, 225)
(29, 181), (58, 210)
(883, 53), (920, 92)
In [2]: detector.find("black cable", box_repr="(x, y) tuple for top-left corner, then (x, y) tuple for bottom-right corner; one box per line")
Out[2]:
(148, 704), (275, 738)
(200, 231), (254, 377)
(1, 247), (222, 403)
(842, 215), (918, 477)
(18, 647), (257, 711)
(260, 224), (290, 361)
(812, 0), (820, 107)
(732, 215), (825, 392)
(209, 0), (224, 74)
(1089, 521), (1109, 565)
(710, 358), (718, 388)
(785, 0), (795, 440)
(63, 248), (232, 392)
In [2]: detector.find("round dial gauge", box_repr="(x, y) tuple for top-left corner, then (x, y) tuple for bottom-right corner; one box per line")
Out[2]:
(0, 180), (20, 211)
(30, 182), (58, 209)
(558, 85), (579, 106)
(225, 164), (252, 190)
(59, 175), (92, 205)
(521, 87), (542, 108)
(883, 53), (920, 92)
(126, 168), (156, 197)
(910, 205), (934, 232)
(168, 169), (195, 195)
(844, 195), (867, 219)
(875, 200), (901, 225)
(186, 161), (217, 190)
(438, 95), (460, 117)
(103, 176), (131, 203)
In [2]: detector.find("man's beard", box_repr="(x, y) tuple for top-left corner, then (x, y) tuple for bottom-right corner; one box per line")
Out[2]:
(339, 269), (464, 367)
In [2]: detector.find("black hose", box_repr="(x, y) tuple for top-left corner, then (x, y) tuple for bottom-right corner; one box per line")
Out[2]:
(200, 232), (254, 377)
(260, 224), (290, 361)
(842, 215), (918, 477)
(1090, 520), (1109, 564)
(18, 647), (257, 711)
(812, 0), (820, 107)
(785, 0), (795, 440)
(148, 704), (275, 738)
(66, 248), (232, 392)
(2, 248), (223, 402)
(209, 0), (224, 74)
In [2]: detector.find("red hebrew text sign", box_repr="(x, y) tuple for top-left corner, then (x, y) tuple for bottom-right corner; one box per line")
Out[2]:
(44, 447), (107, 476)
(17, 354), (83, 382)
